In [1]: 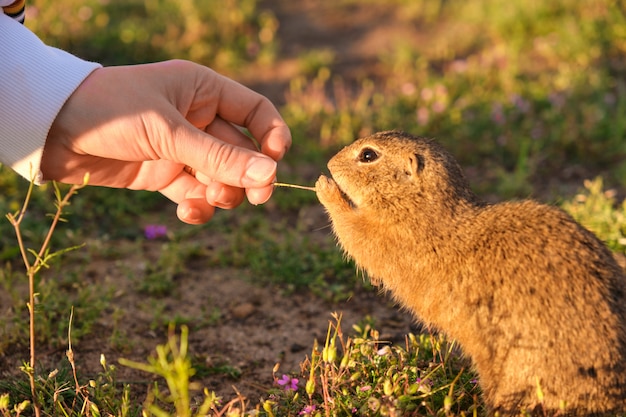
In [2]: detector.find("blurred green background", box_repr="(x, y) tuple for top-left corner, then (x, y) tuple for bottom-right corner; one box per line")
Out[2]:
(15, 0), (626, 195)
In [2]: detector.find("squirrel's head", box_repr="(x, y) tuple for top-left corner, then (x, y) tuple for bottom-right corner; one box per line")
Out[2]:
(326, 130), (476, 212)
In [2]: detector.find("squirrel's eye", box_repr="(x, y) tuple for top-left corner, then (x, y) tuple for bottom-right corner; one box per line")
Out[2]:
(358, 148), (378, 163)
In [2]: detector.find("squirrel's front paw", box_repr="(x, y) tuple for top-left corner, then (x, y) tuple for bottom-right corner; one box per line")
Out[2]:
(316, 175), (351, 211)
(315, 175), (336, 205)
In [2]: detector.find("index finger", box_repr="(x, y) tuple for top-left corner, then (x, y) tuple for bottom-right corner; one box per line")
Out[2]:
(212, 74), (292, 161)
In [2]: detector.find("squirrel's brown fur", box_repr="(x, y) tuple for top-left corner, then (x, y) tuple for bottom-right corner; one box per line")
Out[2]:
(315, 130), (626, 415)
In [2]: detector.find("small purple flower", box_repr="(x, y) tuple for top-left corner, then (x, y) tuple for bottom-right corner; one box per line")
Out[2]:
(144, 224), (167, 240)
(277, 374), (298, 391)
(299, 405), (316, 415)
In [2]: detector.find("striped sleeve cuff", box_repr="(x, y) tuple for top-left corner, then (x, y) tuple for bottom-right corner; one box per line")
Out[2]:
(0, 14), (101, 183)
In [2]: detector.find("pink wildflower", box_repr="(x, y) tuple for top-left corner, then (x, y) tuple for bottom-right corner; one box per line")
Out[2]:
(277, 374), (298, 391)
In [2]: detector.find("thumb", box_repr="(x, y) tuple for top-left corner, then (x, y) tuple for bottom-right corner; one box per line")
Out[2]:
(174, 125), (277, 188)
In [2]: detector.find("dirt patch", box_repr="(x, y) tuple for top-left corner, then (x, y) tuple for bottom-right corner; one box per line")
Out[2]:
(57, 272), (414, 405)
(0, 260), (416, 408)
(0, 200), (417, 407)
(245, 0), (425, 103)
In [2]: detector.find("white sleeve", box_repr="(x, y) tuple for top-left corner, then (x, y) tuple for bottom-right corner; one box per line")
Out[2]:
(0, 13), (101, 183)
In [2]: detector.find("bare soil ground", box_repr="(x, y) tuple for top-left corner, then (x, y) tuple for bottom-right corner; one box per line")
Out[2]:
(0, 204), (417, 406)
(0, 0), (424, 407)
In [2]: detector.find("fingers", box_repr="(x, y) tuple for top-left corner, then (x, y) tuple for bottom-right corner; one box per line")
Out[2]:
(169, 174), (270, 223)
(153, 62), (290, 205)
(156, 170), (216, 224)
(200, 116), (276, 206)
(245, 185), (274, 205)
(204, 115), (259, 152)
(169, 123), (277, 214)
(174, 61), (291, 162)
(168, 116), (276, 189)
(205, 116), (287, 205)
(184, 65), (291, 161)
(151, 116), (275, 211)
(176, 198), (215, 224)
(215, 75), (292, 161)
(204, 180), (245, 209)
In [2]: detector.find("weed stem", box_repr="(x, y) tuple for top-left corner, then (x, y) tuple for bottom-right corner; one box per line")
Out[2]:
(273, 182), (316, 191)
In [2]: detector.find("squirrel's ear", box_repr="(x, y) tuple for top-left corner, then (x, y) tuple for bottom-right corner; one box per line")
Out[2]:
(408, 153), (424, 176)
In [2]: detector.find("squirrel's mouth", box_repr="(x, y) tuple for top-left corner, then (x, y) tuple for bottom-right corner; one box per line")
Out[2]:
(332, 176), (357, 209)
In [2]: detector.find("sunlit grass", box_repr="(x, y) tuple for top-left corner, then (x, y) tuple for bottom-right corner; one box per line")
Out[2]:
(27, 0), (278, 71)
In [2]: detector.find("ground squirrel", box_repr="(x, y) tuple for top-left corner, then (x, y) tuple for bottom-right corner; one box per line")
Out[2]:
(315, 130), (626, 415)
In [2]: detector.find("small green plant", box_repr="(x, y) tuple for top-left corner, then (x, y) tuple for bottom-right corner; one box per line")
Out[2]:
(0, 187), (111, 353)
(264, 313), (481, 417)
(118, 325), (238, 417)
(5, 176), (88, 416)
(0, 326), (138, 417)
(561, 177), (626, 253)
(108, 314), (484, 417)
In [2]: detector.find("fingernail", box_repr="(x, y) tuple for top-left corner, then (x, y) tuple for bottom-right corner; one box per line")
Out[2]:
(213, 188), (228, 206)
(245, 157), (277, 184)
(179, 206), (202, 223)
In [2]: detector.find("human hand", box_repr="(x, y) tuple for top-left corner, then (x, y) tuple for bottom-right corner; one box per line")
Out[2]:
(41, 60), (291, 224)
